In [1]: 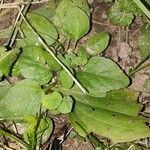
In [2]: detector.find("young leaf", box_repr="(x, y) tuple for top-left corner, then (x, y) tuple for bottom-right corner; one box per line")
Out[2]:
(59, 6), (90, 40)
(0, 80), (44, 120)
(138, 24), (150, 59)
(58, 96), (73, 113)
(108, 0), (134, 26)
(59, 70), (74, 89)
(75, 47), (89, 65)
(77, 57), (130, 97)
(69, 89), (150, 142)
(85, 32), (110, 55)
(21, 13), (58, 45)
(42, 91), (62, 111)
(0, 47), (19, 75)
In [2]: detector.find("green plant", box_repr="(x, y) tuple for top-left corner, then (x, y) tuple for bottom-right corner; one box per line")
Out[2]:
(0, 0), (150, 149)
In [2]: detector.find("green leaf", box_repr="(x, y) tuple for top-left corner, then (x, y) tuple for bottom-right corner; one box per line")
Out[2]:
(13, 46), (59, 84)
(20, 58), (52, 85)
(24, 115), (53, 146)
(138, 24), (150, 58)
(55, 0), (90, 18)
(59, 70), (73, 89)
(0, 84), (12, 100)
(75, 47), (89, 65)
(20, 45), (61, 71)
(0, 47), (19, 75)
(53, 87), (141, 117)
(42, 50), (61, 71)
(108, 0), (134, 26)
(85, 32), (110, 55)
(58, 96), (73, 113)
(68, 89), (150, 142)
(42, 91), (62, 111)
(0, 80), (44, 120)
(58, 6), (90, 40)
(77, 57), (130, 97)
(21, 13), (58, 45)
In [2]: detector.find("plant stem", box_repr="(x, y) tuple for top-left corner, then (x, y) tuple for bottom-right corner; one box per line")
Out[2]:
(20, 13), (87, 94)
(129, 56), (150, 76)
(133, 0), (150, 19)
(0, 129), (28, 148)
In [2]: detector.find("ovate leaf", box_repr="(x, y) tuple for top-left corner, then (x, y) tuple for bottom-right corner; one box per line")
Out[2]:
(42, 91), (62, 111)
(55, 0), (90, 18)
(68, 89), (150, 142)
(20, 58), (52, 85)
(0, 80), (44, 120)
(85, 32), (110, 55)
(77, 57), (130, 97)
(108, 0), (134, 26)
(138, 24), (150, 58)
(60, 6), (90, 40)
(21, 13), (58, 45)
(58, 96), (73, 113)
(13, 46), (57, 85)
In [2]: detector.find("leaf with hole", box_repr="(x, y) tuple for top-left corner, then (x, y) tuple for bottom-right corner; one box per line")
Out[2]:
(68, 89), (150, 142)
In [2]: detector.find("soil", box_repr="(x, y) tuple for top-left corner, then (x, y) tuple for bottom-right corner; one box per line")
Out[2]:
(0, 0), (149, 150)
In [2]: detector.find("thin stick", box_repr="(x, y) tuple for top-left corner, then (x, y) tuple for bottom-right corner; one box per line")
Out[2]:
(0, 0), (4, 12)
(0, 129), (28, 147)
(133, 0), (150, 19)
(9, 5), (25, 47)
(0, 0), (49, 9)
(5, 0), (32, 48)
(20, 13), (87, 94)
